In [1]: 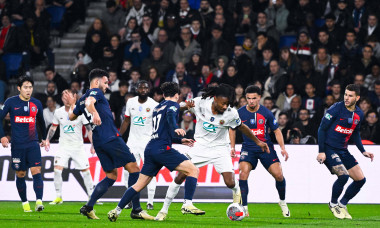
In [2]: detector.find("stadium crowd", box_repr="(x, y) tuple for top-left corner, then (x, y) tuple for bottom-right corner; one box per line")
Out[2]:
(1, 0), (380, 145)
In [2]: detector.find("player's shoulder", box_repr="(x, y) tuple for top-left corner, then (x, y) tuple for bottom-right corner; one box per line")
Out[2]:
(237, 105), (247, 114)
(259, 105), (273, 116)
(30, 97), (43, 107)
(355, 106), (365, 118)
(327, 101), (343, 112)
(88, 88), (102, 97)
(224, 106), (239, 119)
(3, 95), (19, 105)
(147, 97), (158, 105)
(127, 96), (138, 104)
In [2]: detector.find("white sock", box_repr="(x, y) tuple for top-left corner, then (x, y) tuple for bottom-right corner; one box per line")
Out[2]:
(124, 170), (129, 188)
(160, 181), (181, 213)
(330, 201), (338, 207)
(81, 170), (94, 197)
(22, 201), (29, 205)
(116, 206), (123, 215)
(183, 199), (192, 206)
(54, 169), (63, 198)
(231, 177), (240, 195)
(147, 176), (157, 205)
(244, 205), (248, 212)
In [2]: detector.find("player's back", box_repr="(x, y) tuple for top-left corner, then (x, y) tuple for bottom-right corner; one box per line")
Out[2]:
(149, 100), (180, 146)
(75, 88), (120, 147)
(0, 95), (44, 148)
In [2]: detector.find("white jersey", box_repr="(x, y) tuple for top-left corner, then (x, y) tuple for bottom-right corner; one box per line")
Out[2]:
(125, 96), (158, 148)
(52, 106), (88, 147)
(190, 97), (241, 147)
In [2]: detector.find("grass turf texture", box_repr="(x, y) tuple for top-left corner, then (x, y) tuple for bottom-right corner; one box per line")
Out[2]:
(0, 202), (379, 227)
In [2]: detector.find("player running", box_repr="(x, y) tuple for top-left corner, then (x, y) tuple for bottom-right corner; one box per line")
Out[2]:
(45, 89), (95, 205)
(120, 80), (158, 210)
(0, 76), (46, 212)
(317, 84), (374, 219)
(65, 69), (153, 220)
(230, 85), (290, 217)
(107, 82), (198, 222)
(155, 84), (269, 221)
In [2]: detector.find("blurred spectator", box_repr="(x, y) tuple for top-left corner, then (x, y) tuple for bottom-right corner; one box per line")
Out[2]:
(302, 83), (322, 119)
(102, 0), (125, 35)
(287, 0), (314, 33)
(288, 128), (302, 144)
(220, 65), (241, 88)
(290, 30), (312, 60)
(263, 97), (281, 120)
(265, 0), (289, 35)
(124, 30), (150, 67)
(276, 83), (297, 111)
(119, 59), (133, 81)
(292, 59), (323, 97)
(353, 73), (369, 97)
(253, 32), (277, 62)
(179, 84), (193, 102)
(212, 11), (235, 43)
(70, 80), (82, 97)
(189, 17), (207, 48)
(352, 44), (379, 75)
(141, 45), (170, 78)
(85, 18), (109, 52)
(203, 25), (230, 65)
(124, 0), (151, 26)
(334, 0), (354, 30)
(71, 64), (90, 92)
(314, 94), (335, 122)
(359, 97), (373, 117)
(286, 95), (302, 125)
(108, 70), (120, 92)
(94, 46), (119, 71)
(263, 59), (288, 100)
(368, 80), (380, 110)
(71, 51), (92, 74)
(146, 66), (162, 89)
(366, 36), (380, 59)
(340, 29), (362, 66)
(331, 81), (343, 101)
(233, 84), (244, 107)
(292, 108), (318, 140)
(83, 31), (107, 62)
(360, 110), (380, 144)
(274, 112), (290, 143)
(358, 13), (380, 44)
(164, 13), (180, 42)
(119, 17), (138, 42)
(237, 96), (247, 109)
(128, 69), (141, 94)
(198, 0), (214, 29)
(177, 0), (199, 27)
(166, 62), (193, 89)
(231, 44), (253, 85)
(0, 14), (25, 55)
(152, 0), (171, 28)
(242, 37), (256, 64)
(279, 47), (298, 79)
(312, 29), (338, 54)
(352, 0), (369, 34)
(364, 63), (380, 91)
(322, 52), (343, 93)
(58, 0), (86, 34)
(186, 50), (205, 94)
(312, 47), (331, 75)
(211, 55), (227, 81)
(250, 11), (279, 44)
(109, 34), (124, 69)
(35, 81), (62, 108)
(29, 0), (51, 34)
(154, 28), (175, 65)
(139, 14), (158, 45)
(235, 1), (255, 35)
(202, 64), (214, 86)
(43, 95), (57, 127)
(323, 13), (345, 46)
(181, 110), (195, 140)
(152, 87), (164, 102)
(44, 66), (69, 94)
(173, 27), (201, 65)
(109, 80), (129, 127)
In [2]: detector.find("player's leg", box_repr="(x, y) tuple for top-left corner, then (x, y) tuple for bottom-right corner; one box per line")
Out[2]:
(124, 161), (143, 213)
(72, 148), (95, 199)
(80, 168), (94, 197)
(28, 144), (44, 212)
(239, 161), (253, 215)
(50, 165), (64, 204)
(141, 151), (156, 210)
(12, 147), (30, 211)
(159, 171), (187, 216)
(267, 162), (290, 217)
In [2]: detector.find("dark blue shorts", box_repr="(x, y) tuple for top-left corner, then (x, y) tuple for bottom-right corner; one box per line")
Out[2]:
(11, 142), (41, 171)
(324, 145), (358, 174)
(141, 143), (189, 177)
(239, 147), (279, 170)
(94, 137), (136, 172)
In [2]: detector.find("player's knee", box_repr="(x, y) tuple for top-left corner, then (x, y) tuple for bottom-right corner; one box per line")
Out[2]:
(30, 167), (41, 175)
(239, 171), (249, 180)
(188, 166), (199, 178)
(16, 171), (26, 178)
(225, 179), (236, 189)
(357, 177), (366, 186)
(274, 173), (284, 182)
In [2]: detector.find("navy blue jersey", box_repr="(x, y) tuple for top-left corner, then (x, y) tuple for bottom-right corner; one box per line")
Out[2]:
(238, 105), (278, 151)
(319, 101), (364, 150)
(0, 96), (46, 148)
(150, 100), (180, 146)
(73, 88), (120, 147)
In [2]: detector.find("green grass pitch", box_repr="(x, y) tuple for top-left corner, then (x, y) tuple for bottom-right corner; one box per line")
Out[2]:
(0, 202), (379, 227)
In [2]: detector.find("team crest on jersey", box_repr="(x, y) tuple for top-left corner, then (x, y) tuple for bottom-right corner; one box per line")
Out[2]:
(325, 113), (332, 120)
(203, 122), (217, 133)
(258, 119), (264, 124)
(210, 117), (215, 122)
(133, 116), (147, 126)
(32, 106), (36, 112)
(354, 119), (359, 124)
(24, 106), (28, 111)
(146, 108), (150, 112)
(14, 164), (19, 169)
(250, 119), (255, 124)
(219, 120), (225, 125)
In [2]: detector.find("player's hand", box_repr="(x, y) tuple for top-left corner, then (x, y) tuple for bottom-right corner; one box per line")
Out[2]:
(1, 137), (9, 148)
(181, 138), (194, 147)
(185, 100), (195, 109)
(363, 152), (374, 162)
(230, 148), (237, 158)
(175, 128), (186, 136)
(45, 140), (50, 152)
(62, 90), (76, 106)
(258, 141), (270, 153)
(40, 140), (46, 148)
(281, 149), (289, 161)
(90, 145), (96, 154)
(317, 152), (326, 164)
(92, 112), (102, 126)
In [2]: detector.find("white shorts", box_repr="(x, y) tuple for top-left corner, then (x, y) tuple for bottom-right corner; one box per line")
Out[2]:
(187, 143), (234, 174)
(54, 145), (89, 170)
(128, 143), (149, 164)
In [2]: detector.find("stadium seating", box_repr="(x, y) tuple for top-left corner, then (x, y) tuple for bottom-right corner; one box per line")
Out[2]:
(2, 53), (23, 79)
(46, 6), (66, 30)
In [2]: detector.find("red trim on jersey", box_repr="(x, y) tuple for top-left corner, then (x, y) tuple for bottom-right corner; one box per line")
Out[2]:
(343, 112), (360, 148)
(52, 123), (59, 126)
(124, 115), (130, 118)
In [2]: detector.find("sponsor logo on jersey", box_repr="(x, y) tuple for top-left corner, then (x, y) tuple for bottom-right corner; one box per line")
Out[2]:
(89, 91), (97, 96)
(334, 125), (353, 134)
(169, 106), (178, 112)
(24, 106), (28, 112)
(325, 113), (332, 120)
(63, 125), (75, 133)
(146, 108), (150, 112)
(133, 116), (147, 126)
(203, 122), (217, 133)
(251, 128), (264, 136)
(219, 120), (225, 125)
(15, 116), (35, 123)
(210, 117), (215, 122)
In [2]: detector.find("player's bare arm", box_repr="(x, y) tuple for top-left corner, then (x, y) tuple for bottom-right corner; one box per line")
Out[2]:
(175, 128), (186, 136)
(85, 124), (96, 154)
(362, 152), (374, 162)
(273, 129), (289, 161)
(85, 96), (101, 126)
(181, 138), (195, 147)
(45, 124), (58, 152)
(229, 128), (237, 158)
(119, 116), (131, 135)
(238, 123), (269, 153)
(179, 100), (195, 111)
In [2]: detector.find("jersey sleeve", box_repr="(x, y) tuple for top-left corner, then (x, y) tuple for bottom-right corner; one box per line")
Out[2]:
(81, 114), (90, 125)
(318, 103), (340, 152)
(0, 99), (11, 138)
(36, 100), (47, 139)
(166, 103), (180, 131)
(227, 108), (242, 129)
(52, 111), (60, 126)
(73, 100), (82, 116)
(124, 99), (131, 117)
(266, 109), (279, 131)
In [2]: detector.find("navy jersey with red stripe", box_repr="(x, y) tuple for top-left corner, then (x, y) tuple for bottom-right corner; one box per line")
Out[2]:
(238, 105), (278, 152)
(73, 88), (120, 147)
(319, 101), (364, 150)
(0, 96), (46, 148)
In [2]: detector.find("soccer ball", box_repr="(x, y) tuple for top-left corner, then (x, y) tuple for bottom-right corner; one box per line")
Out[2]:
(226, 203), (246, 221)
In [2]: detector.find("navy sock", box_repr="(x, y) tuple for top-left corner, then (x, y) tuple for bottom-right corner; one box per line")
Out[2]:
(184, 176), (197, 200)
(128, 172), (141, 211)
(118, 187), (138, 209)
(340, 178), (366, 205)
(239, 180), (248, 206)
(16, 177), (27, 202)
(331, 175), (349, 204)
(87, 177), (115, 207)
(276, 178), (286, 201)
(32, 173), (43, 200)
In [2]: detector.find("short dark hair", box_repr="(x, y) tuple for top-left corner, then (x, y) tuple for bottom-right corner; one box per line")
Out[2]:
(119, 80), (129, 87)
(17, 76), (34, 87)
(346, 84), (360, 96)
(161, 82), (180, 97)
(279, 112), (288, 118)
(264, 97), (274, 102)
(89, 68), (109, 82)
(44, 66), (55, 74)
(375, 80), (380, 86)
(137, 80), (149, 87)
(366, 110), (379, 119)
(245, 85), (262, 96)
